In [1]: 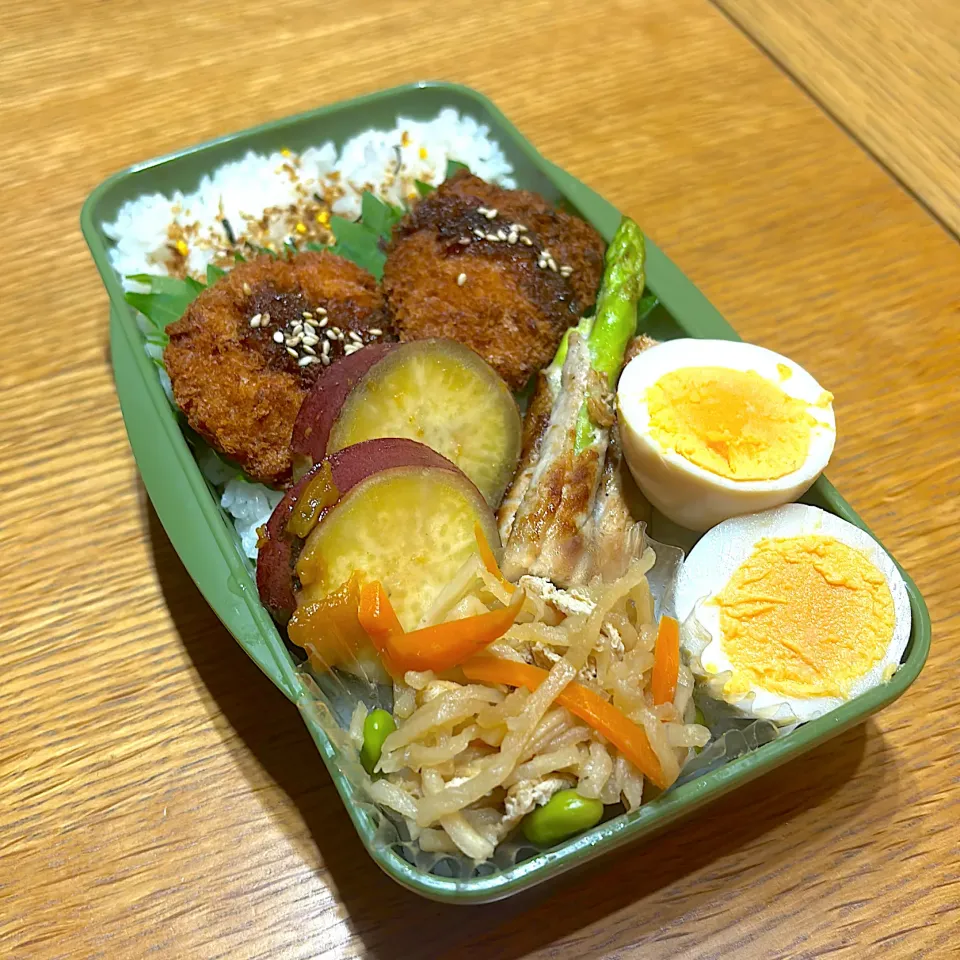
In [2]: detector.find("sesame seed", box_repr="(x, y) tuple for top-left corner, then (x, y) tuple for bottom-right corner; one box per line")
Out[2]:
(249, 314), (262, 328)
(262, 313), (271, 325)
(457, 273), (467, 286)
(520, 236), (533, 246)
(507, 233), (518, 245)
(316, 307), (328, 315)
(485, 233), (499, 242)
(322, 340), (331, 356)
(293, 323), (304, 334)
(286, 347), (299, 359)
(548, 258), (558, 272)
(302, 311), (314, 319)
(484, 208), (498, 219)
(369, 328), (382, 336)
(303, 335), (319, 346)
(458, 237), (471, 245)
(325, 330), (337, 340)
(559, 265), (573, 277)
(538, 258), (547, 269)
(349, 331), (363, 343)
(477, 206), (490, 216)
(298, 355), (317, 367)
(304, 322), (316, 334)
(497, 230), (508, 241)
(321, 355), (331, 366)
(473, 228), (485, 238)
(515, 224), (529, 233)
(242, 282), (252, 295)
(273, 330), (284, 343)
(318, 317), (328, 328)
(303, 345), (317, 356)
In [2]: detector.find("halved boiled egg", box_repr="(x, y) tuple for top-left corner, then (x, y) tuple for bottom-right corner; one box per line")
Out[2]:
(675, 504), (911, 723)
(617, 339), (836, 531)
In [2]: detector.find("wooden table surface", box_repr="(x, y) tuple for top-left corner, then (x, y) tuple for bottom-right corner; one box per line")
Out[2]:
(2, 2), (958, 958)
(717, 0), (960, 235)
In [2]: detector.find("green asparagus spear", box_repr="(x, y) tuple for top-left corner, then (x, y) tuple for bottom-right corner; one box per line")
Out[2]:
(573, 217), (647, 452)
(545, 313), (594, 386)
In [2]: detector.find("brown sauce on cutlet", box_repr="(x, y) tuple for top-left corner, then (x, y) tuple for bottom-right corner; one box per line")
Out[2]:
(396, 190), (582, 323)
(240, 281), (392, 383)
(242, 285), (322, 382)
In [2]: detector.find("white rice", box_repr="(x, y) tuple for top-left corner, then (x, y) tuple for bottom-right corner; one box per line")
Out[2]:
(105, 108), (515, 288)
(107, 108), (515, 560)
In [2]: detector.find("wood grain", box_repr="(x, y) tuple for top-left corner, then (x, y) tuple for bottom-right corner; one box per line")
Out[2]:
(715, 0), (960, 235)
(1, 1), (958, 958)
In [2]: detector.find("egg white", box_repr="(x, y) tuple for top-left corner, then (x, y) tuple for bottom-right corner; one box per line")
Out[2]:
(675, 503), (912, 723)
(617, 339), (836, 532)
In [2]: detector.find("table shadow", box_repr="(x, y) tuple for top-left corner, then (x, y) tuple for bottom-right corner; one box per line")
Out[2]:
(145, 496), (880, 960)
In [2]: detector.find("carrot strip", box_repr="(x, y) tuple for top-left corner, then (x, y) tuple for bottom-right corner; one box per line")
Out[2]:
(358, 581), (405, 677)
(651, 615), (680, 707)
(474, 522), (515, 593)
(461, 657), (669, 789)
(358, 580), (524, 677)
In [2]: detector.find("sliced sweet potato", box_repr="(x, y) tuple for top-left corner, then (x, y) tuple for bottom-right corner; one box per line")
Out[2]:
(326, 339), (522, 506)
(256, 437), (457, 620)
(296, 465), (501, 632)
(290, 342), (395, 477)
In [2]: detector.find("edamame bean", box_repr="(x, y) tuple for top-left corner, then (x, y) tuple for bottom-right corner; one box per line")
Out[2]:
(521, 789), (605, 847)
(360, 709), (396, 775)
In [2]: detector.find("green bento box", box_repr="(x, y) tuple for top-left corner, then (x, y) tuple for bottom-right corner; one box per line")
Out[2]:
(81, 81), (931, 904)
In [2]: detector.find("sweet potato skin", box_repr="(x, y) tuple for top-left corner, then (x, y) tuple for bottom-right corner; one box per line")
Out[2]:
(255, 438), (458, 620)
(290, 342), (395, 466)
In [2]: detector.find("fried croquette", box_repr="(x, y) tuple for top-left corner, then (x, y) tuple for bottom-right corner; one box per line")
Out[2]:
(382, 172), (605, 390)
(164, 251), (392, 485)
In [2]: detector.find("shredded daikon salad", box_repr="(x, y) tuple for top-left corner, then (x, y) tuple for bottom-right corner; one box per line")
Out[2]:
(344, 546), (710, 861)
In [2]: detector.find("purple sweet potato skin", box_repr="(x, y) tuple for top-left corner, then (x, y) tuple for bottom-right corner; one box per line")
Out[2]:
(290, 342), (395, 465)
(255, 437), (458, 620)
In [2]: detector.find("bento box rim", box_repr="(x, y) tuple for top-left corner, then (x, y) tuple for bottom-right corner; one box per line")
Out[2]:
(82, 79), (932, 905)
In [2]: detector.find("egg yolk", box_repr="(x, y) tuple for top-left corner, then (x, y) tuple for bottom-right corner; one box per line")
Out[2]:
(645, 367), (817, 480)
(712, 534), (895, 700)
